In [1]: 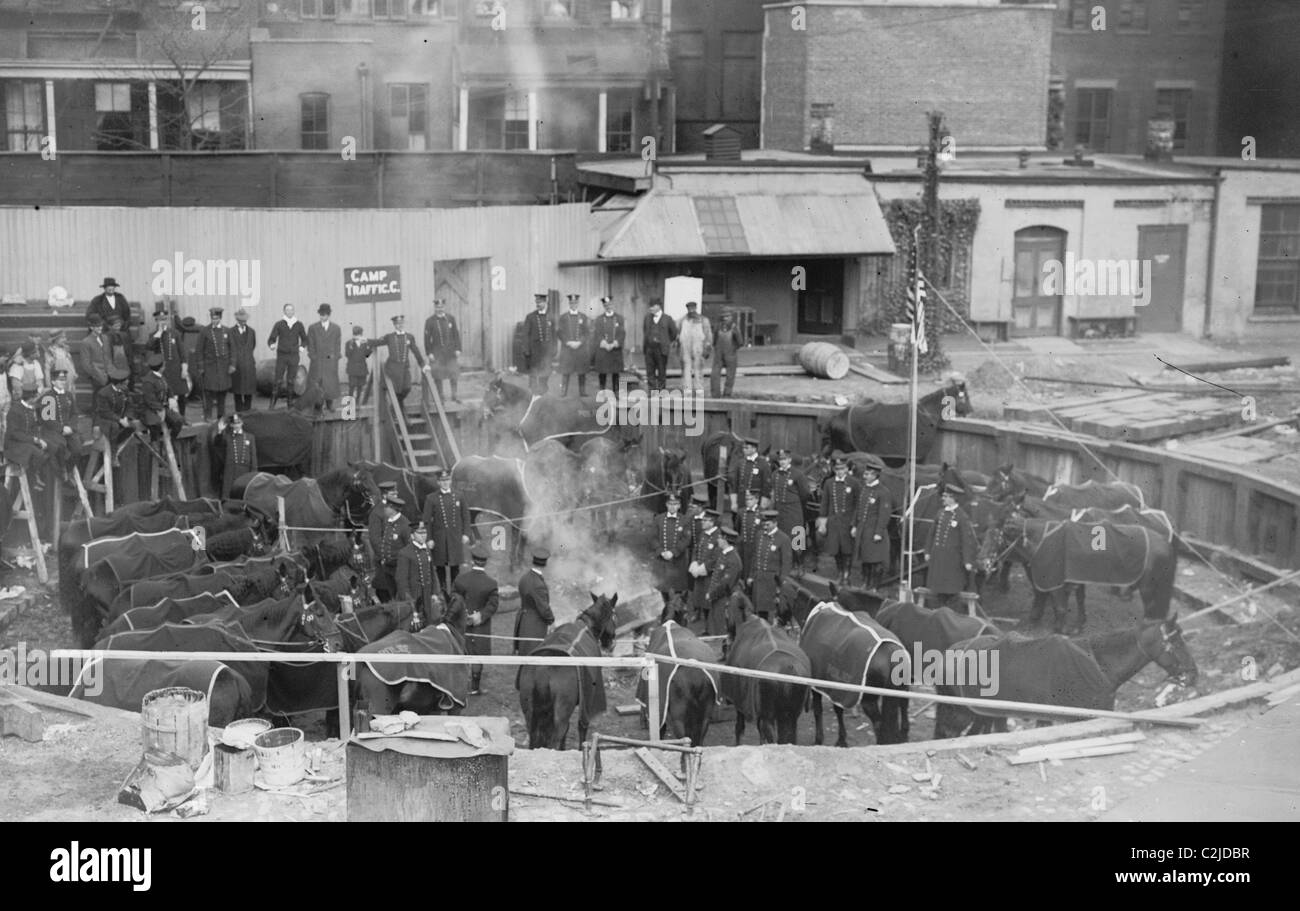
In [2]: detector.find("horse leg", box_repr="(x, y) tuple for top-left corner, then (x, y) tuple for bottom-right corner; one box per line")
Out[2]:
(833, 704), (847, 748)
(811, 691), (824, 746)
(1072, 584), (1087, 633)
(1026, 589), (1047, 628)
(734, 708), (746, 746)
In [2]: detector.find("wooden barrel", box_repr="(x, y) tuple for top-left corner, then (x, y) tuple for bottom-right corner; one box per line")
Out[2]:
(798, 341), (850, 380)
(141, 687), (209, 770)
(255, 358), (308, 397)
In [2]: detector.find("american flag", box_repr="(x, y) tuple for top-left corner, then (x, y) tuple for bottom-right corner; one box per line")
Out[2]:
(905, 227), (928, 354)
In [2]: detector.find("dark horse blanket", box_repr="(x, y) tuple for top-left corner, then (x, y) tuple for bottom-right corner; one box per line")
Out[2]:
(941, 633), (1115, 716)
(360, 626), (471, 710)
(1025, 520), (1153, 592)
(76, 528), (205, 573)
(799, 602), (905, 711)
(238, 472), (336, 545)
(524, 623), (608, 720)
(73, 658), (253, 719)
(723, 617), (810, 722)
(1043, 480), (1144, 510)
(876, 600), (996, 654)
(637, 621), (720, 718)
(101, 592), (240, 637)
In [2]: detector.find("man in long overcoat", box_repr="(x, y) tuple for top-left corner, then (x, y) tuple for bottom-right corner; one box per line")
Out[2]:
(397, 523), (443, 629)
(766, 449), (811, 573)
(817, 452), (860, 586)
(229, 308), (257, 413)
(197, 307), (234, 421)
(923, 484), (979, 607)
(514, 548), (554, 654)
(590, 296), (625, 395)
(454, 543), (499, 694)
(373, 315), (426, 412)
(147, 307), (189, 408)
(220, 412), (258, 499)
(653, 491), (693, 614)
(421, 467), (472, 597)
(423, 298), (462, 403)
(556, 293), (589, 398)
(307, 303), (342, 412)
(706, 526), (743, 636)
(749, 510), (792, 621)
(522, 293), (556, 395)
(851, 453), (895, 590)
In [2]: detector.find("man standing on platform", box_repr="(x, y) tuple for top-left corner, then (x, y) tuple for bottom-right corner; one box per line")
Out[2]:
(148, 307), (188, 414)
(706, 525), (742, 636)
(345, 325), (372, 406)
(729, 436), (770, 513)
(86, 278), (131, 329)
(653, 491), (693, 619)
(923, 484), (978, 609)
(423, 298), (461, 404)
(523, 292), (556, 395)
(422, 467), (471, 597)
(219, 411), (258, 499)
(267, 303), (307, 408)
(374, 315), (427, 413)
(79, 315), (111, 411)
(767, 449), (811, 575)
(591, 296), (625, 395)
(688, 508), (721, 625)
(556, 293), (590, 398)
(368, 483), (410, 602)
(307, 303), (342, 413)
(711, 310), (743, 398)
(397, 522), (442, 630)
(817, 451), (860, 586)
(750, 510), (792, 622)
(851, 453), (894, 590)
(641, 298), (676, 393)
(229, 308), (257, 413)
(676, 301), (711, 396)
(197, 307), (234, 421)
(455, 542), (499, 695)
(514, 547), (554, 654)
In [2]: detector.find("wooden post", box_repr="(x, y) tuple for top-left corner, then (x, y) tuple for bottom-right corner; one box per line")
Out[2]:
(71, 468), (94, 520)
(50, 474), (61, 553)
(645, 659), (661, 743)
(161, 425), (186, 500)
(277, 496), (288, 553)
(346, 743), (507, 822)
(337, 661), (352, 742)
(372, 302), (382, 463)
(10, 467), (48, 584)
(715, 443), (728, 516)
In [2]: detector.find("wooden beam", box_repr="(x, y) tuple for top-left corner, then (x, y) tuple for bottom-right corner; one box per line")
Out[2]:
(1163, 355), (1290, 373)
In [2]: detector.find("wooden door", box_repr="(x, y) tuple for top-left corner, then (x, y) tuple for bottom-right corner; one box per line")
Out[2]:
(1136, 225), (1186, 333)
(433, 258), (489, 368)
(1011, 227), (1065, 337)
(796, 259), (844, 335)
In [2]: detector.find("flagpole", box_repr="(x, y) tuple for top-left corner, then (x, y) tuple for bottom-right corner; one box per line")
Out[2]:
(904, 224), (922, 598)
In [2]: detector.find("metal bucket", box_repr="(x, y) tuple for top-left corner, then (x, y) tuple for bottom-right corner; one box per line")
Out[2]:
(253, 727), (306, 787)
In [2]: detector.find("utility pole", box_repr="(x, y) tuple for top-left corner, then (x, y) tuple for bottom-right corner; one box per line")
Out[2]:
(919, 111), (945, 363)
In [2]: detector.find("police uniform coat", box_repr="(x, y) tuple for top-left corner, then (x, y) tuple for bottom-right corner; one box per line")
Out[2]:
(37, 387), (83, 459)
(514, 569), (553, 654)
(423, 313), (461, 381)
(751, 528), (793, 616)
(421, 488), (471, 567)
(3, 399), (44, 468)
(591, 312), (626, 375)
(556, 310), (590, 376)
(396, 542), (442, 622)
(729, 454), (771, 508)
(229, 323), (258, 397)
(653, 511), (693, 593)
(689, 525), (721, 613)
(767, 466), (810, 541)
(307, 321), (342, 400)
(737, 507), (763, 579)
(705, 545), (742, 637)
(374, 331), (424, 396)
(924, 505), (978, 595)
(819, 474), (860, 557)
(368, 508), (412, 597)
(454, 566), (500, 658)
(853, 479), (895, 566)
(522, 310), (556, 378)
(221, 428), (258, 499)
(148, 326), (188, 398)
(197, 325), (233, 392)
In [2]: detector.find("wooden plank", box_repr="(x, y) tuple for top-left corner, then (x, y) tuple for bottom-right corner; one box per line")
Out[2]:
(633, 747), (688, 803)
(1012, 731), (1146, 761)
(847, 361), (908, 385)
(1007, 743), (1138, 764)
(1, 685), (139, 726)
(1179, 439), (1287, 465)
(1164, 355), (1290, 373)
(0, 696), (44, 742)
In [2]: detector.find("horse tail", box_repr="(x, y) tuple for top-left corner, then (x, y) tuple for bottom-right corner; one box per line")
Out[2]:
(529, 670), (556, 750)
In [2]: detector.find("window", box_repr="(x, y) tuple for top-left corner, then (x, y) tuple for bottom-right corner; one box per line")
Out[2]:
(301, 0), (337, 16)
(1117, 0), (1147, 28)
(541, 0), (573, 19)
(1255, 205), (1300, 313)
(1074, 88), (1112, 152)
(301, 93), (329, 149)
(371, 0), (404, 18)
(186, 82), (222, 133)
(672, 31), (706, 120)
(693, 197), (749, 255)
(1177, 0), (1207, 29)
(1068, 0), (1091, 29)
(503, 91), (529, 149)
(389, 84), (428, 150)
(3, 81), (44, 151)
(610, 0), (642, 19)
(605, 92), (634, 153)
(1155, 88), (1191, 151)
(94, 82), (146, 150)
(408, 0), (441, 14)
(701, 261), (727, 300)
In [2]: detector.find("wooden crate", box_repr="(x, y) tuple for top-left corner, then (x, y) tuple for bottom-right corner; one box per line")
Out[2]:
(346, 744), (508, 822)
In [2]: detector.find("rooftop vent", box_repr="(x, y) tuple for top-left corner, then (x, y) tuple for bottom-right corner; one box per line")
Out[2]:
(702, 123), (742, 162)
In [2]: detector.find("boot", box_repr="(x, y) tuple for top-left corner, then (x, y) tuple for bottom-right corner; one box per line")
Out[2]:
(470, 673), (482, 696)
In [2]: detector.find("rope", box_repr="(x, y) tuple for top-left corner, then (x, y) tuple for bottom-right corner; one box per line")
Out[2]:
(468, 470), (729, 529)
(928, 281), (1300, 646)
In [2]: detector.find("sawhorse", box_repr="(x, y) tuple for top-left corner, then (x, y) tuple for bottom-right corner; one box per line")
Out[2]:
(80, 434), (114, 517)
(4, 463), (49, 584)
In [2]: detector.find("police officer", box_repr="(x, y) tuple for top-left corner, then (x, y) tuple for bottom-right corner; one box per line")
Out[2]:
(37, 368), (82, 480)
(767, 449), (810, 574)
(923, 483), (979, 608)
(728, 436), (769, 513)
(557, 293), (590, 397)
(220, 412), (258, 499)
(688, 508), (721, 625)
(653, 491), (693, 617)
(851, 453), (894, 590)
(750, 510), (792, 622)
(197, 306), (233, 420)
(373, 315), (427, 412)
(817, 451), (860, 586)
(369, 483), (411, 602)
(523, 292), (557, 395)
(454, 542), (499, 695)
(421, 467), (472, 597)
(515, 547), (554, 654)
(423, 298), (462, 404)
(591, 296), (625, 394)
(736, 488), (763, 584)
(397, 522), (441, 629)
(706, 525), (743, 636)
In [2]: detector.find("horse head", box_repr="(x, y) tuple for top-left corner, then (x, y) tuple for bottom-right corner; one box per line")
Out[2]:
(1141, 615), (1198, 687)
(340, 464), (380, 528)
(275, 559), (306, 599)
(941, 373), (972, 417)
(582, 591), (619, 651)
(723, 588), (754, 643)
(248, 526), (270, 558)
(300, 598), (344, 653)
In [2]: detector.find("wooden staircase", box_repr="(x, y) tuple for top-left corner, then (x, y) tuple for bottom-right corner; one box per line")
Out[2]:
(382, 372), (461, 473)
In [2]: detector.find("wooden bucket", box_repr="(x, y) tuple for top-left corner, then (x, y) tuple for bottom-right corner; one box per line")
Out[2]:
(141, 687), (209, 770)
(255, 359), (308, 397)
(798, 341), (850, 380)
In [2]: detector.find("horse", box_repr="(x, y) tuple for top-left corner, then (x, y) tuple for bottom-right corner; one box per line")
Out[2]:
(701, 430), (747, 509)
(350, 461), (437, 525)
(355, 607), (472, 717)
(518, 593), (619, 750)
(480, 372), (534, 454)
(578, 435), (639, 539)
(721, 589), (809, 745)
(820, 375), (971, 464)
(638, 620), (719, 751)
(984, 466), (1051, 504)
(981, 513), (1178, 633)
(641, 445), (691, 515)
(780, 581), (910, 746)
(932, 616), (1198, 737)
(230, 464), (379, 541)
(107, 561), (305, 630)
(204, 525), (270, 563)
(452, 454), (529, 567)
(1043, 479), (1145, 511)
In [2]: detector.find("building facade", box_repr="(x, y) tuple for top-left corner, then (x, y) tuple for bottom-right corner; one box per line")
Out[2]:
(669, 0), (766, 153)
(1216, 0), (1300, 159)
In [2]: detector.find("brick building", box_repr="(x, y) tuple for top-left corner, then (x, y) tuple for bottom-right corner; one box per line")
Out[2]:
(1216, 0), (1300, 158)
(761, 0), (1055, 153)
(1053, 0), (1225, 156)
(669, 0), (766, 153)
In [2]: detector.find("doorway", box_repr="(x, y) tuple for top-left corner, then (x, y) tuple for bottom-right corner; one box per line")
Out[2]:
(796, 259), (844, 335)
(1136, 225), (1187, 333)
(1012, 226), (1065, 337)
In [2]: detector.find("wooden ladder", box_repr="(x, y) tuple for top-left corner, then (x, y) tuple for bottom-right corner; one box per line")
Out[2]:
(80, 434), (115, 517)
(4, 463), (48, 584)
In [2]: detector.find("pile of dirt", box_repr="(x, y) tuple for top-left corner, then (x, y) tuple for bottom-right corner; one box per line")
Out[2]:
(965, 356), (1135, 417)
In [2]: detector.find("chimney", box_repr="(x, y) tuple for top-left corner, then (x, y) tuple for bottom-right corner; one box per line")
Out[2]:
(809, 102), (835, 154)
(701, 123), (742, 161)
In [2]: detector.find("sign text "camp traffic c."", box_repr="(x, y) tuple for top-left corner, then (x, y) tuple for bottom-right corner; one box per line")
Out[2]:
(343, 266), (403, 303)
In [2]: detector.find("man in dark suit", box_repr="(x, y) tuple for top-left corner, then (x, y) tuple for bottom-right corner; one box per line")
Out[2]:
(422, 467), (472, 597)
(229, 308), (258, 412)
(197, 307), (233, 421)
(5, 388), (51, 490)
(817, 451), (861, 587)
(556, 293), (590, 398)
(705, 525), (743, 636)
(767, 449), (812, 574)
(37, 368), (82, 478)
(652, 491), (693, 616)
(641, 298), (677, 392)
(737, 488), (763, 583)
(345, 325), (372, 406)
(368, 484), (411, 602)
(79, 316), (112, 411)
(86, 277), (131, 329)
(688, 508), (721, 624)
(923, 484), (979, 609)
(728, 436), (770, 513)
(423, 298), (462, 403)
(220, 412), (258, 499)
(397, 523), (443, 629)
(852, 453), (895, 590)
(147, 306), (189, 411)
(139, 352), (183, 443)
(454, 542), (499, 694)
(307, 303), (342, 413)
(522, 292), (556, 395)
(93, 365), (136, 454)
(591, 296), (625, 394)
(267, 303), (308, 408)
(514, 547), (554, 654)
(373, 315), (426, 412)
(750, 510), (792, 622)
